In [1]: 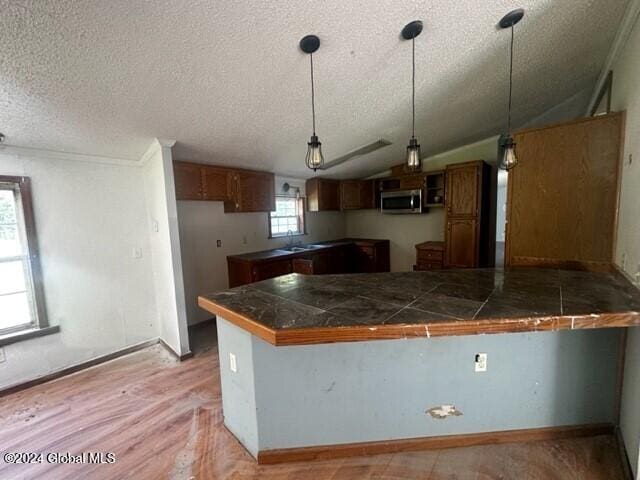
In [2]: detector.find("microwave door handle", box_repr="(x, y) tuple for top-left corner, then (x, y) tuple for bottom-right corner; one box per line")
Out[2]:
(410, 195), (414, 210)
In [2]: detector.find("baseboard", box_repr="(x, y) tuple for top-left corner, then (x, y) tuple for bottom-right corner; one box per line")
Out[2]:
(0, 338), (160, 398)
(158, 337), (193, 361)
(257, 423), (615, 465)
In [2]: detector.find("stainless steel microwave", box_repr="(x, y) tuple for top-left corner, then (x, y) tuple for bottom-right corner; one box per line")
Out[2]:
(380, 189), (422, 214)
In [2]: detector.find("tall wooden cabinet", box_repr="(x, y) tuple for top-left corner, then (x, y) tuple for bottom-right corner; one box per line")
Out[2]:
(444, 161), (491, 268)
(505, 113), (623, 270)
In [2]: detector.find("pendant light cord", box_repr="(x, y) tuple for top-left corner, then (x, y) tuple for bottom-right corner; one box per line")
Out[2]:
(412, 36), (416, 139)
(310, 53), (316, 136)
(507, 24), (514, 132)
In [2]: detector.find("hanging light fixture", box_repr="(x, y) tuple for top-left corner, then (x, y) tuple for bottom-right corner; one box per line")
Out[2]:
(300, 34), (324, 172)
(498, 8), (524, 171)
(401, 20), (423, 172)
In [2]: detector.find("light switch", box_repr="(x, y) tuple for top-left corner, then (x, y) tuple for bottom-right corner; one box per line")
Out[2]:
(133, 247), (143, 259)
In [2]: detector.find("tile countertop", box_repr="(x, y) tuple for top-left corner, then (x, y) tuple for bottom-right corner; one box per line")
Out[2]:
(197, 268), (640, 346)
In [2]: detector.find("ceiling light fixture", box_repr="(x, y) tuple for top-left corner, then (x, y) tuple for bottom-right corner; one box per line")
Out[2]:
(401, 20), (423, 172)
(300, 34), (324, 172)
(498, 8), (525, 171)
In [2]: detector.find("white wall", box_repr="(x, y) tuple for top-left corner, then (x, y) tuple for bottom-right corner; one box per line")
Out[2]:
(610, 10), (640, 478)
(346, 137), (499, 272)
(0, 149), (159, 389)
(142, 141), (190, 356)
(178, 176), (346, 325)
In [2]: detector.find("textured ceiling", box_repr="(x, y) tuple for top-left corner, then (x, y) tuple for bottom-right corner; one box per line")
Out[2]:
(0, 0), (628, 179)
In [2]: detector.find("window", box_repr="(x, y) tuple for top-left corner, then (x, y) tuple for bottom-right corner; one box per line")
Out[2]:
(0, 176), (48, 336)
(269, 196), (306, 237)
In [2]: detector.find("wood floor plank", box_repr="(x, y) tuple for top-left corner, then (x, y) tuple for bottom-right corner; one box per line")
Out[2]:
(0, 329), (627, 480)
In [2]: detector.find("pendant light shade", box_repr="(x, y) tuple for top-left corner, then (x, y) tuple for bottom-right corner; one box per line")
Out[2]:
(300, 35), (324, 172)
(402, 21), (423, 172)
(498, 9), (524, 171)
(305, 135), (324, 171)
(406, 137), (421, 170)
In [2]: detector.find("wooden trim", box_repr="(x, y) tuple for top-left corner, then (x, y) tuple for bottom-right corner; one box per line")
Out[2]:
(508, 256), (614, 272)
(158, 337), (193, 361)
(512, 111), (623, 136)
(257, 423), (614, 464)
(0, 338), (159, 398)
(197, 296), (277, 344)
(198, 293), (640, 346)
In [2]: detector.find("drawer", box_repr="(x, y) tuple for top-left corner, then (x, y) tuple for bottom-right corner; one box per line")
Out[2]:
(416, 260), (443, 271)
(417, 250), (443, 262)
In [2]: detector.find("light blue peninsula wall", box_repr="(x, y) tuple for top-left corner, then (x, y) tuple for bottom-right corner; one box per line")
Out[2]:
(216, 317), (621, 456)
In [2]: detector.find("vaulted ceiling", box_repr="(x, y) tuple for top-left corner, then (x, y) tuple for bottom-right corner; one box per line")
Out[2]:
(0, 0), (628, 178)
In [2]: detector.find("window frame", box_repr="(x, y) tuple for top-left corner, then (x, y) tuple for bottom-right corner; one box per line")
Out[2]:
(268, 195), (307, 239)
(0, 176), (49, 336)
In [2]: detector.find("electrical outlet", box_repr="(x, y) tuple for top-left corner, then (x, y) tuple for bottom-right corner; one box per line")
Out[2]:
(622, 253), (627, 270)
(229, 352), (237, 373)
(133, 247), (143, 259)
(629, 153), (633, 166)
(216, 240), (222, 248)
(0, 348), (5, 363)
(242, 235), (247, 245)
(475, 353), (487, 372)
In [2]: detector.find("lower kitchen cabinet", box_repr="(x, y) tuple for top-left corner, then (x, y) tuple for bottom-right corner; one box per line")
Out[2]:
(227, 239), (390, 287)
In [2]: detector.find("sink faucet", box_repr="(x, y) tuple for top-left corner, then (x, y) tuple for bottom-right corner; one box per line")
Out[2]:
(286, 229), (295, 247)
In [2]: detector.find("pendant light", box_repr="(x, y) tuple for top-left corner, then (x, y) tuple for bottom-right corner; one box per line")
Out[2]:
(300, 35), (324, 172)
(402, 21), (423, 172)
(498, 8), (524, 171)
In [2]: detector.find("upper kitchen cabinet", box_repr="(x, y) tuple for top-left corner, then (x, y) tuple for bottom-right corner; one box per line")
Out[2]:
(340, 180), (361, 210)
(506, 113), (623, 271)
(340, 180), (376, 210)
(173, 161), (275, 212)
(173, 161), (204, 200)
(306, 178), (341, 211)
(445, 163), (481, 217)
(202, 165), (232, 201)
(225, 169), (275, 213)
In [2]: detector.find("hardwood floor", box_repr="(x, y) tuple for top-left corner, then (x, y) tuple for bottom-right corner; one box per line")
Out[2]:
(0, 323), (628, 479)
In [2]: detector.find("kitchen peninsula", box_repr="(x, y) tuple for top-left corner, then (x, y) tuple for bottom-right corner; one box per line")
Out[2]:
(199, 268), (640, 463)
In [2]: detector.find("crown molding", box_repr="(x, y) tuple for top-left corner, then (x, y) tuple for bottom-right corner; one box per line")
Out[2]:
(0, 144), (138, 166)
(586, 0), (640, 115)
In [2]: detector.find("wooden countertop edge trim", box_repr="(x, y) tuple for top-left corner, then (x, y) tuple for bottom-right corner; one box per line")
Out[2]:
(197, 296), (277, 345)
(257, 423), (614, 464)
(198, 295), (640, 346)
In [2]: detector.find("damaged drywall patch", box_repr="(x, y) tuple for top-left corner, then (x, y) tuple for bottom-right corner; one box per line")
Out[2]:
(426, 404), (463, 419)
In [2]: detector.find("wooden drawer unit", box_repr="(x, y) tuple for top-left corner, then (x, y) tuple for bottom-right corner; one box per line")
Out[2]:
(415, 241), (444, 271)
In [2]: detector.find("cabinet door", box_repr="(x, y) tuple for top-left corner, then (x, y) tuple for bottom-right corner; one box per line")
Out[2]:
(340, 181), (361, 210)
(320, 180), (341, 211)
(446, 165), (479, 217)
(252, 260), (292, 282)
(359, 180), (375, 209)
(445, 218), (478, 268)
(173, 162), (203, 200)
(226, 170), (275, 212)
(203, 166), (231, 201)
(399, 174), (425, 190)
